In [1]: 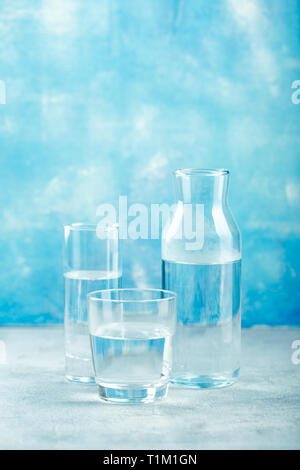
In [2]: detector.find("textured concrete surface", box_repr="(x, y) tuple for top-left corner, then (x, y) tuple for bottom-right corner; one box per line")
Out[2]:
(0, 326), (299, 450)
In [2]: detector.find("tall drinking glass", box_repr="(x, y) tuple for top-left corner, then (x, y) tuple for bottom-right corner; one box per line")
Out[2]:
(64, 223), (121, 384)
(88, 288), (177, 404)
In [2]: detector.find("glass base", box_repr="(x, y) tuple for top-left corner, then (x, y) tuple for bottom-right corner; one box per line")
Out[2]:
(66, 375), (96, 385)
(171, 368), (240, 389)
(65, 354), (95, 384)
(97, 382), (169, 404)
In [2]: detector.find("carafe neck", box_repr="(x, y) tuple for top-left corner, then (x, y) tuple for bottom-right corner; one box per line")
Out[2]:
(175, 169), (229, 206)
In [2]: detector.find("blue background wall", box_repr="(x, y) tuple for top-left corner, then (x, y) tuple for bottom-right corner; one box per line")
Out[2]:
(0, 0), (299, 326)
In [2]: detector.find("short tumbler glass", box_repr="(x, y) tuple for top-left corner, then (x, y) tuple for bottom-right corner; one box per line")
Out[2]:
(88, 288), (177, 404)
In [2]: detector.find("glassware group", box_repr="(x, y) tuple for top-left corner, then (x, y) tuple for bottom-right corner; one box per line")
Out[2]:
(64, 169), (241, 403)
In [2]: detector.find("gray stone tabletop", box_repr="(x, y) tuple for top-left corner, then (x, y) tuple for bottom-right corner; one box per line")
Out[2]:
(0, 326), (299, 450)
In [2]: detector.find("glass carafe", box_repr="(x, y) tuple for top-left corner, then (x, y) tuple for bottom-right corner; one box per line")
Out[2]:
(162, 169), (241, 388)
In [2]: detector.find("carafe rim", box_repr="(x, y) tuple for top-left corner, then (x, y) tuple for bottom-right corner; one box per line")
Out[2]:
(175, 168), (229, 177)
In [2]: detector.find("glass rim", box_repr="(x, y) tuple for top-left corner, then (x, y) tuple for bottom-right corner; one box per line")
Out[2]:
(64, 222), (119, 232)
(88, 288), (177, 303)
(175, 168), (230, 177)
